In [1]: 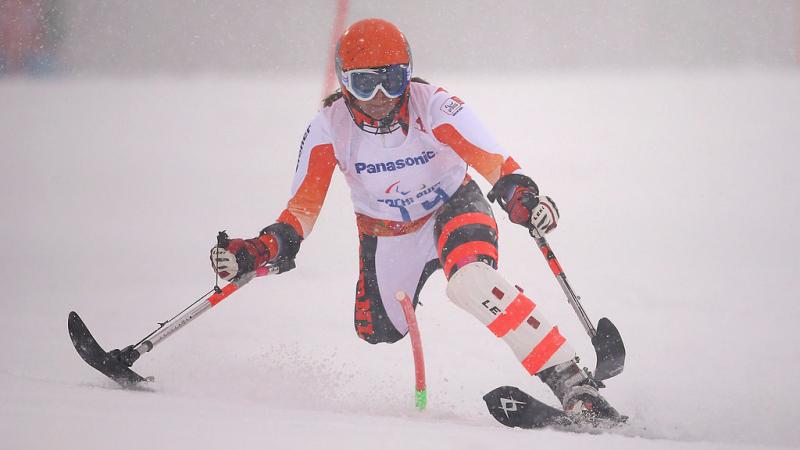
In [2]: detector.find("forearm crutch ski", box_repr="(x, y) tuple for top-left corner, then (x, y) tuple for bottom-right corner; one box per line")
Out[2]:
(68, 232), (293, 388)
(529, 226), (625, 380)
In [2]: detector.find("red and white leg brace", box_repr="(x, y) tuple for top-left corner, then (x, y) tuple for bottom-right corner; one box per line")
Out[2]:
(446, 261), (575, 375)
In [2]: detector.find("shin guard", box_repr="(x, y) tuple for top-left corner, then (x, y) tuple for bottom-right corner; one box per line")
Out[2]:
(446, 262), (575, 375)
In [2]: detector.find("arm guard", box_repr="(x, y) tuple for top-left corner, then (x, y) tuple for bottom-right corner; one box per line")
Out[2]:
(260, 222), (303, 273)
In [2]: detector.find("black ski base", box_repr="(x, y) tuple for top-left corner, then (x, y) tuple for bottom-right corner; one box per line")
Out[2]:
(68, 311), (151, 388)
(483, 386), (627, 431)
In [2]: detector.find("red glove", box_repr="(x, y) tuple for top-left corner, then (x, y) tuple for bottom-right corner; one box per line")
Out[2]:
(488, 173), (560, 235)
(506, 187), (560, 234)
(210, 235), (278, 281)
(506, 186), (538, 225)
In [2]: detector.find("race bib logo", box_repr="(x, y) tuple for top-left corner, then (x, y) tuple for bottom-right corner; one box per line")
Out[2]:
(440, 96), (464, 116)
(385, 180), (420, 196)
(377, 181), (450, 222)
(355, 151), (436, 175)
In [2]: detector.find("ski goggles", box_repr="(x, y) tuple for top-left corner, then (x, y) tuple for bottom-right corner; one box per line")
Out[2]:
(339, 64), (411, 101)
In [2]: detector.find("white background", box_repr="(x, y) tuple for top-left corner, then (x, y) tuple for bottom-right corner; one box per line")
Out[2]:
(2, 1), (800, 448)
(2, 70), (798, 449)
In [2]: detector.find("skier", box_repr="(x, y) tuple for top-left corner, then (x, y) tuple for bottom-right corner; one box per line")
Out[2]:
(211, 18), (618, 420)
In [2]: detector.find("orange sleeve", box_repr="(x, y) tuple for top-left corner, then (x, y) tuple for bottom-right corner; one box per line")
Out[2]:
(432, 123), (520, 185)
(277, 143), (337, 238)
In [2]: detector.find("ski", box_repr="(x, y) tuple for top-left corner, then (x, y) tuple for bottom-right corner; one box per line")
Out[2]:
(483, 386), (627, 431)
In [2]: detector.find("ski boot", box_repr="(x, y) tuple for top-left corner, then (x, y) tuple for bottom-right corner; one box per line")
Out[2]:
(537, 358), (621, 424)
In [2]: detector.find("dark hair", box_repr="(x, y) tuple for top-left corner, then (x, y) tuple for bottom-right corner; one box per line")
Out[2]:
(322, 90), (343, 108)
(321, 77), (431, 108)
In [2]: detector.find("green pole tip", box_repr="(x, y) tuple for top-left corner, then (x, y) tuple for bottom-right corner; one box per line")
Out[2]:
(415, 389), (427, 411)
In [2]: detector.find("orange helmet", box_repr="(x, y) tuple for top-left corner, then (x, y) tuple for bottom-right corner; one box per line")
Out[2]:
(336, 18), (411, 72)
(335, 19), (413, 134)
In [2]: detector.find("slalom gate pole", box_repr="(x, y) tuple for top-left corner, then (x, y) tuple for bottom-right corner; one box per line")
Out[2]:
(395, 291), (427, 411)
(321, 0), (350, 98)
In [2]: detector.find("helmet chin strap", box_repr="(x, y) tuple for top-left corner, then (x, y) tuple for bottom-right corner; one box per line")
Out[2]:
(345, 90), (409, 135)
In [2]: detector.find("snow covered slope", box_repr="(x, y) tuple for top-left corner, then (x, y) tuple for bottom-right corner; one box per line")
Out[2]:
(2, 71), (799, 449)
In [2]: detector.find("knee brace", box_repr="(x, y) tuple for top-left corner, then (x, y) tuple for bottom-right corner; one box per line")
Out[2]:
(445, 261), (575, 375)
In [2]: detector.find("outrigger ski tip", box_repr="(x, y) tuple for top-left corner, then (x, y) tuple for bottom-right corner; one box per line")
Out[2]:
(592, 317), (625, 381)
(68, 311), (152, 388)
